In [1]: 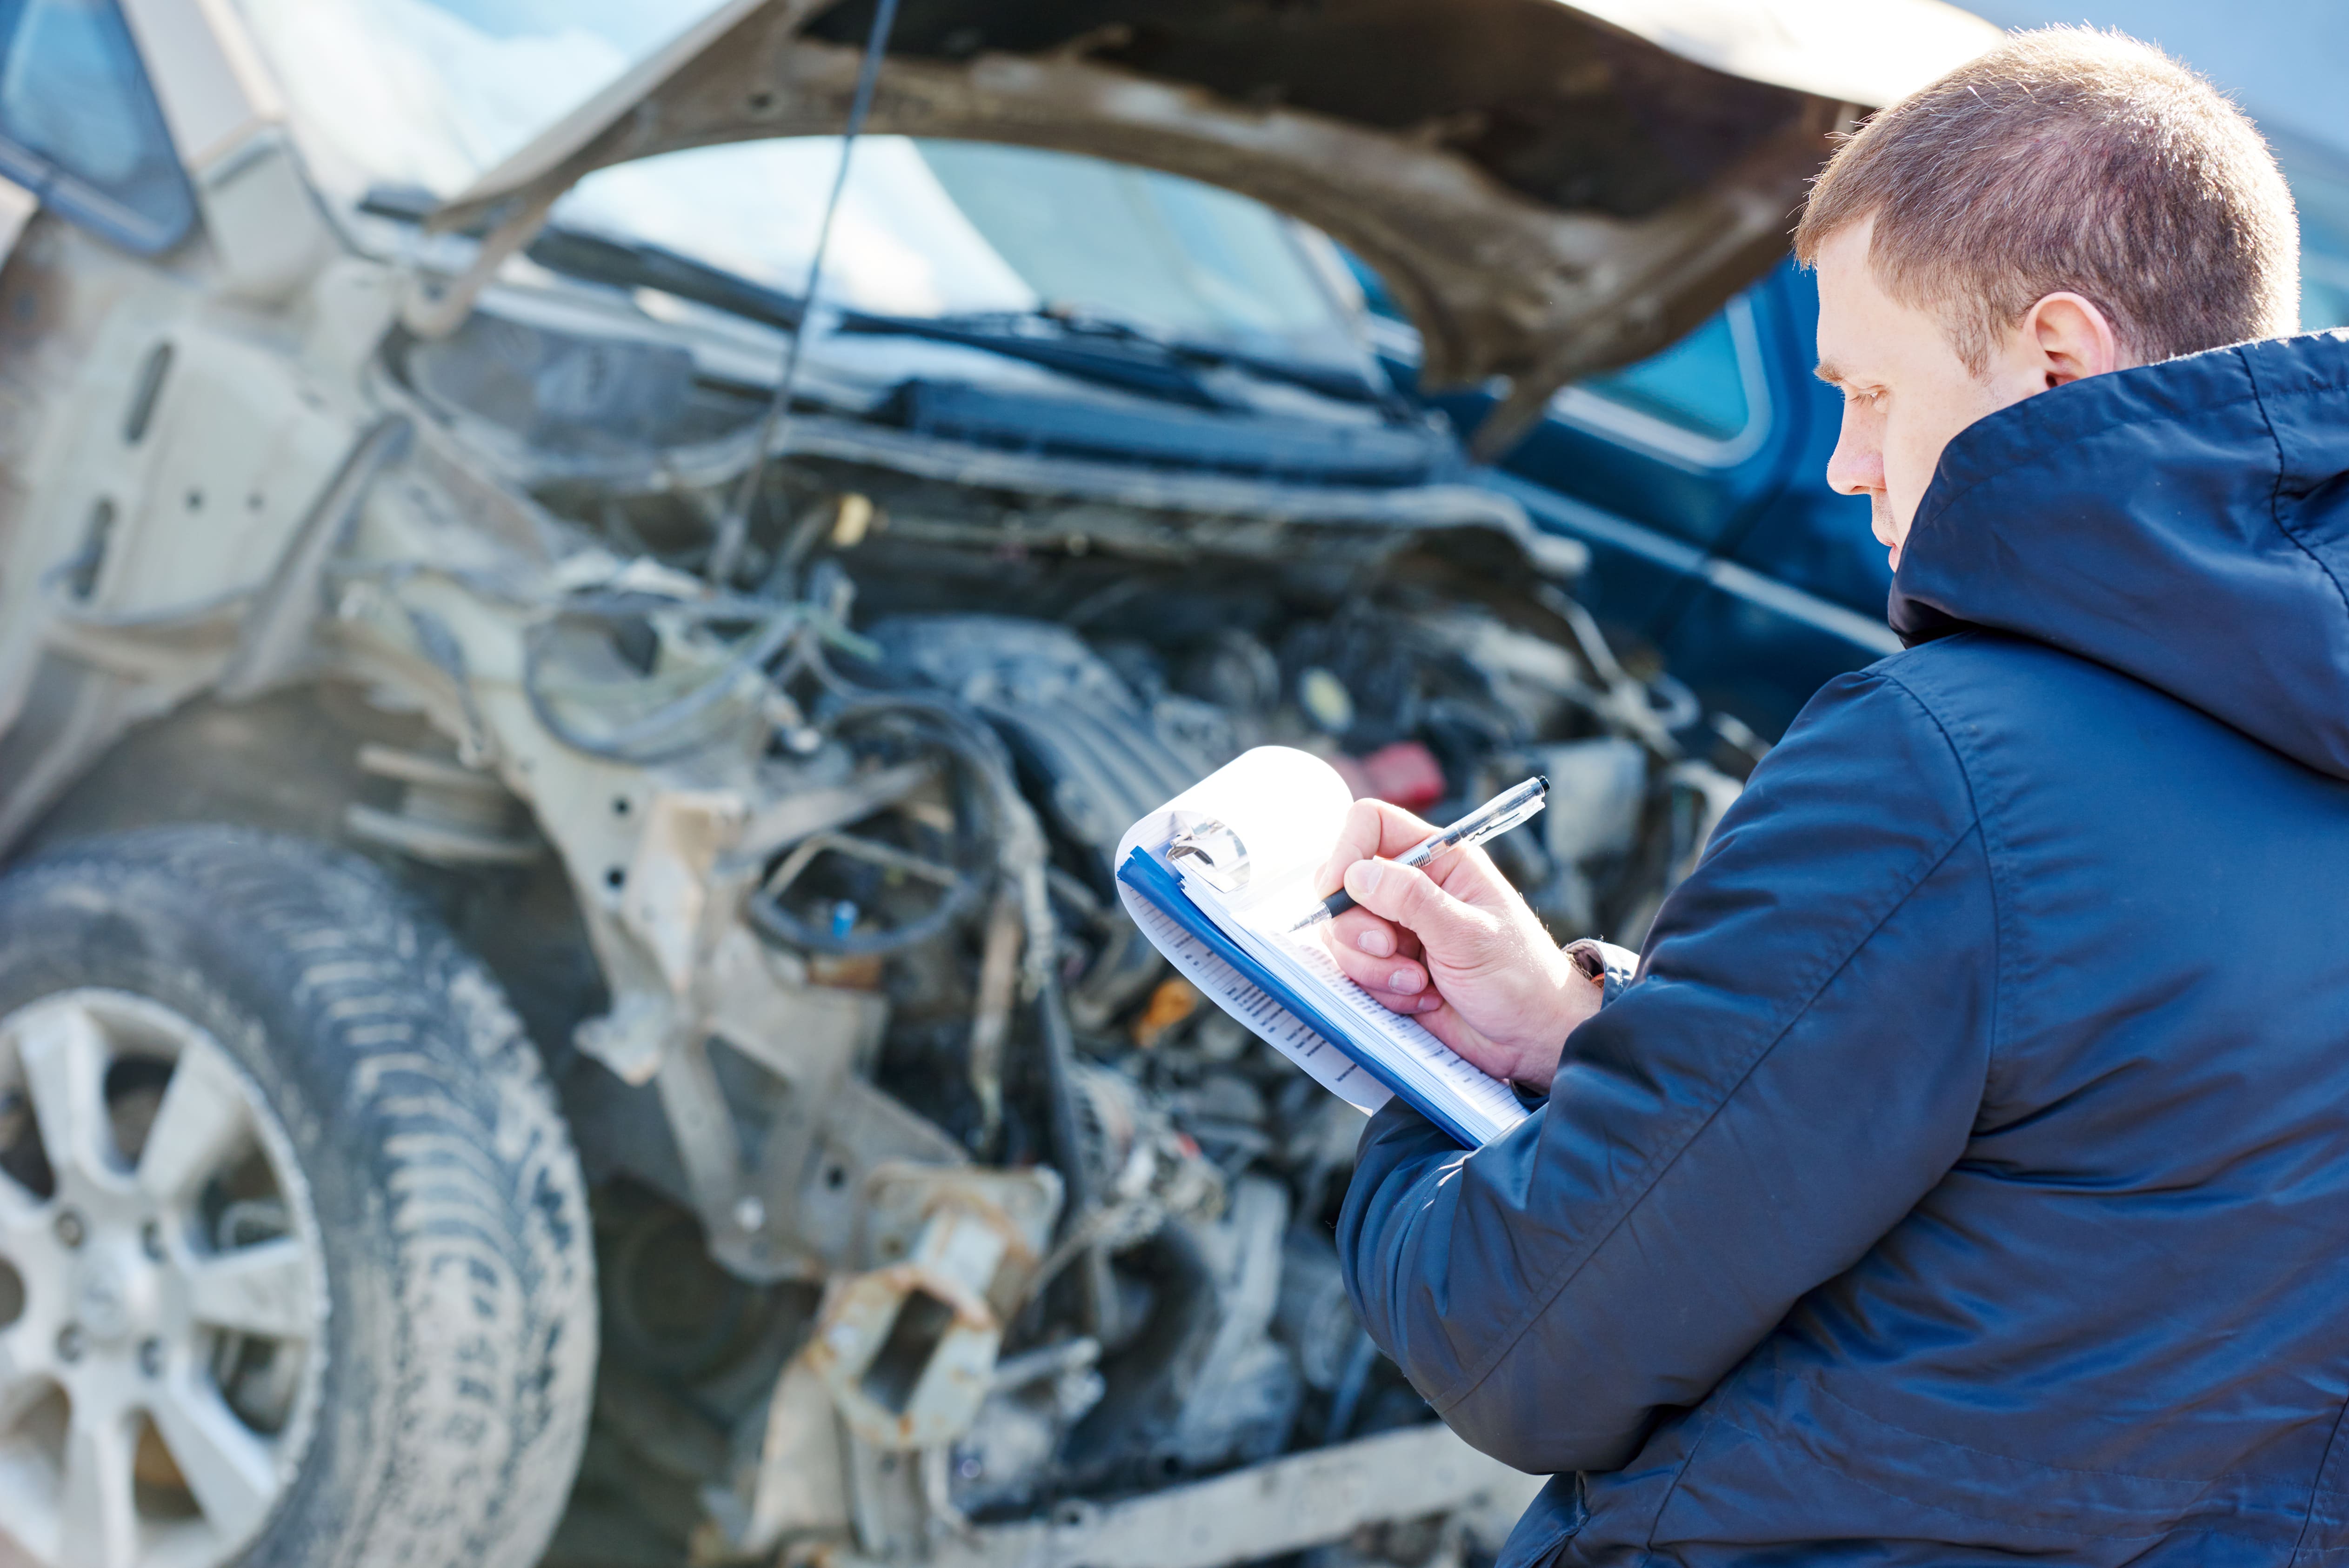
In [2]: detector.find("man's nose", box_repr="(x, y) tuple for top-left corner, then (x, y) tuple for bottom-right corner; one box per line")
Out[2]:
(1825, 410), (1886, 501)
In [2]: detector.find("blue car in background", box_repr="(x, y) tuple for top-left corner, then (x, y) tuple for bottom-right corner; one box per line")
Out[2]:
(1458, 260), (1903, 744)
(1361, 130), (2349, 747)
(1356, 255), (1897, 745)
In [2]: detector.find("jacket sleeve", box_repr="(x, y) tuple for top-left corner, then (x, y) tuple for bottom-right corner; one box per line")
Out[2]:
(1337, 667), (1999, 1475)
(1564, 937), (1640, 1005)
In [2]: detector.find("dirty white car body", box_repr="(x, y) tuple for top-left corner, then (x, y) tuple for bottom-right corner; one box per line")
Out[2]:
(0, 3), (1993, 1567)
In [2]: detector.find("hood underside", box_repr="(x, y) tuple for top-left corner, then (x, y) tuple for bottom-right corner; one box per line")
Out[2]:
(432, 0), (1998, 454)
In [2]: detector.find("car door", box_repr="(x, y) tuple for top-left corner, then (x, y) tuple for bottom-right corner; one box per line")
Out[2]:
(1434, 258), (1897, 742)
(1652, 262), (1904, 741)
(1485, 272), (1798, 653)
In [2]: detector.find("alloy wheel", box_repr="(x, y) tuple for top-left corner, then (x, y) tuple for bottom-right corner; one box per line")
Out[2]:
(0, 989), (327, 1568)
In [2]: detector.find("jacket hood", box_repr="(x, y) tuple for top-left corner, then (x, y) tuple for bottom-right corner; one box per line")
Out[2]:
(419, 0), (1996, 455)
(1891, 330), (2349, 779)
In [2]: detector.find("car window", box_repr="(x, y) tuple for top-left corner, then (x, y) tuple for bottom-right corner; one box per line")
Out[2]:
(1577, 313), (1750, 442)
(918, 141), (1345, 351)
(237, 3), (1366, 373)
(0, 0), (195, 252)
(553, 137), (1033, 321)
(234, 0), (734, 196)
(1341, 244), (1764, 463)
(1548, 298), (1769, 468)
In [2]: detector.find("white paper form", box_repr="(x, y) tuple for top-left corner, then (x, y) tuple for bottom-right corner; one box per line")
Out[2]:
(1116, 747), (1391, 1115)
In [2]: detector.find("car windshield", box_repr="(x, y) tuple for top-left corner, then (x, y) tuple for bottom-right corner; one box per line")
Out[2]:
(232, 0), (1369, 371)
(556, 139), (1367, 366)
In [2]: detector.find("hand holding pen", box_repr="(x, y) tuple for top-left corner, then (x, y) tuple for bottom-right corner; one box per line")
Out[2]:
(1306, 781), (1600, 1092)
(1292, 776), (1549, 928)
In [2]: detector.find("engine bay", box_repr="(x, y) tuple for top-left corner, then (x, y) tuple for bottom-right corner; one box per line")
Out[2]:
(394, 298), (1755, 1535)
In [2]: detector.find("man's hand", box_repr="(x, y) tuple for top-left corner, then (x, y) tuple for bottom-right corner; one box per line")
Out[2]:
(1312, 798), (1599, 1091)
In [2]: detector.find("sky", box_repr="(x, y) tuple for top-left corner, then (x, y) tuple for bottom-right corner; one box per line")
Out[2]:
(1960, 0), (2349, 164)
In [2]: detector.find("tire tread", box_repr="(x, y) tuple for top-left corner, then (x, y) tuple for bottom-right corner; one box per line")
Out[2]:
(0, 827), (596, 1568)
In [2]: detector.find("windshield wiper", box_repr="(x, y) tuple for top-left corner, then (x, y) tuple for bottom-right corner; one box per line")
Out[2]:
(526, 227), (807, 334)
(842, 309), (1390, 409)
(359, 185), (1376, 413)
(1054, 314), (1390, 407)
(360, 185), (810, 335)
(1189, 342), (1388, 406)
(829, 310), (1226, 408)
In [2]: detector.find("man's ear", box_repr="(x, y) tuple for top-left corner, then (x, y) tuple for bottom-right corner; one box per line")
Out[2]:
(2023, 291), (2128, 387)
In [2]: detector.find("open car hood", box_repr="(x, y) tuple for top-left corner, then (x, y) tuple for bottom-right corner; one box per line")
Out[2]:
(431, 0), (1999, 454)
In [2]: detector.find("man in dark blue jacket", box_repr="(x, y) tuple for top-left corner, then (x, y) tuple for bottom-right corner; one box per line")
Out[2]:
(1318, 27), (2349, 1564)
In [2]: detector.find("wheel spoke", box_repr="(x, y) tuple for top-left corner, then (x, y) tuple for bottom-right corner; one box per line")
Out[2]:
(60, 1404), (140, 1568)
(186, 1237), (316, 1341)
(151, 1375), (278, 1542)
(138, 1041), (252, 1205)
(15, 1003), (113, 1186)
(0, 1324), (52, 1425)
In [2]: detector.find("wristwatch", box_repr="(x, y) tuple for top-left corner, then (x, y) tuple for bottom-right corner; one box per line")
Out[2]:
(1564, 938), (1639, 1005)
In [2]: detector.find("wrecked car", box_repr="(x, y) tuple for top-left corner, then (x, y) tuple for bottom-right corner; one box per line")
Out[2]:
(0, 2), (1992, 1566)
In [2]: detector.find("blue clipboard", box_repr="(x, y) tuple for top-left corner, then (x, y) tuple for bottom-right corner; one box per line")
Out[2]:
(1117, 846), (1488, 1149)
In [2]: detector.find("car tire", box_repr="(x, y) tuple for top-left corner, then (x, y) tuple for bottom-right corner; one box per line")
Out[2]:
(0, 826), (595, 1568)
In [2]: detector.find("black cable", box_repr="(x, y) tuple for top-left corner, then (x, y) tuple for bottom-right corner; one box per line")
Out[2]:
(522, 597), (802, 764)
(742, 692), (1005, 956)
(706, 0), (905, 586)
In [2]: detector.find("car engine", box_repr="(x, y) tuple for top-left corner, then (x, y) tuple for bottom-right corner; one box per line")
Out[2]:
(390, 307), (1756, 1552)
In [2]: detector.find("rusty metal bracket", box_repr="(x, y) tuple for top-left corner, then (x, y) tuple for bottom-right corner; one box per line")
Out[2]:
(804, 1165), (1060, 1451)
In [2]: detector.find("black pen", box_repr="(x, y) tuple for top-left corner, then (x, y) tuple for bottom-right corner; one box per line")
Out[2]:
(1291, 775), (1549, 930)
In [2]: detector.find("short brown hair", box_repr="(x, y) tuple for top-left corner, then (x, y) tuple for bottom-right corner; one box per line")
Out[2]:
(1794, 27), (2299, 371)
